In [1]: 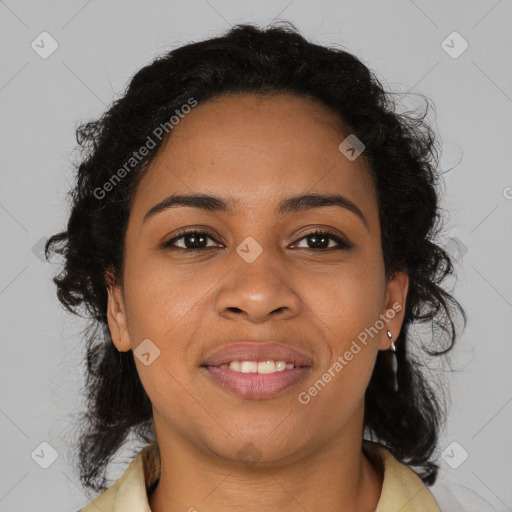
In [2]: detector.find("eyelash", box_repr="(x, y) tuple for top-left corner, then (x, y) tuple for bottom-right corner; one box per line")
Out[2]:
(162, 229), (353, 252)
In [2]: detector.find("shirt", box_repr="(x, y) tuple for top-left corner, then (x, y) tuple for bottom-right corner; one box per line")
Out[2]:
(75, 440), (443, 511)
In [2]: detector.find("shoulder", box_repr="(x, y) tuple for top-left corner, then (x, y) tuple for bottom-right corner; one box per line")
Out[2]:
(363, 441), (506, 512)
(75, 443), (160, 512)
(363, 440), (441, 512)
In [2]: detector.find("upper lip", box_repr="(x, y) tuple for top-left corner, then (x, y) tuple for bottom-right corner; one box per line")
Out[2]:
(202, 341), (313, 367)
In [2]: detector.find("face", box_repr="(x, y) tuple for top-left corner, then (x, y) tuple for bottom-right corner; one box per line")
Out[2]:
(107, 92), (408, 464)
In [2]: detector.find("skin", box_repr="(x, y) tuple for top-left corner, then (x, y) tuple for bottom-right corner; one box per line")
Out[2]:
(107, 92), (409, 512)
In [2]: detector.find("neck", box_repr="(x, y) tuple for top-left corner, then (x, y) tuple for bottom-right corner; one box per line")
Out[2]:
(148, 413), (383, 512)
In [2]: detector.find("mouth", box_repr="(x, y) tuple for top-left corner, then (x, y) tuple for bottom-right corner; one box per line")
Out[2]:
(201, 364), (311, 400)
(200, 341), (313, 400)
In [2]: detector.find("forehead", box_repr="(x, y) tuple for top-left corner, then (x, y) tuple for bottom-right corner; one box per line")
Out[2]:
(131, 93), (377, 223)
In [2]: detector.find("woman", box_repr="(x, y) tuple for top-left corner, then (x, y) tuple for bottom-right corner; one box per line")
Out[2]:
(47, 22), (469, 511)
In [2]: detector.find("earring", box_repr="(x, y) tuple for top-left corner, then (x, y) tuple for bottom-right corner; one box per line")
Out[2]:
(387, 330), (398, 391)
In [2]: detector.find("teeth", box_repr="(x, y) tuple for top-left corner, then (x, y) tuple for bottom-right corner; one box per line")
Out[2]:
(229, 361), (240, 371)
(276, 361), (287, 371)
(223, 360), (295, 373)
(240, 361), (258, 373)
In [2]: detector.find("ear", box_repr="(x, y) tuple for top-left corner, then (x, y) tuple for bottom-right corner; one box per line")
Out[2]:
(106, 269), (131, 352)
(378, 271), (409, 351)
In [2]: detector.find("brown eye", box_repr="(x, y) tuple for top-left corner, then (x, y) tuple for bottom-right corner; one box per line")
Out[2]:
(162, 229), (353, 252)
(163, 230), (221, 251)
(294, 230), (352, 250)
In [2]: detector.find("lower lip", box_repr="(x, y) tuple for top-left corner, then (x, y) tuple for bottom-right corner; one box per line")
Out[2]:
(203, 366), (311, 400)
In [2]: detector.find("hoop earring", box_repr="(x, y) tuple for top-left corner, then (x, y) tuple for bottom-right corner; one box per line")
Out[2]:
(387, 330), (398, 391)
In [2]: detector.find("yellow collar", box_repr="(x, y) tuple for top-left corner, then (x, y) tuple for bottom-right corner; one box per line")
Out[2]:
(79, 441), (440, 511)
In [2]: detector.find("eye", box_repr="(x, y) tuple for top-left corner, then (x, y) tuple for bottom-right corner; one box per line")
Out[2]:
(293, 230), (352, 250)
(162, 230), (221, 251)
(162, 229), (352, 252)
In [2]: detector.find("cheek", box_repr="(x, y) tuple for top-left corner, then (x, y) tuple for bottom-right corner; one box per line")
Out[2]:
(304, 258), (386, 340)
(298, 271), (381, 420)
(299, 258), (384, 394)
(121, 256), (221, 397)
(123, 255), (216, 341)
(121, 261), (203, 418)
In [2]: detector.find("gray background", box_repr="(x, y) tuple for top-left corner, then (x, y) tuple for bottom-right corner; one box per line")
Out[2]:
(1, 0), (511, 510)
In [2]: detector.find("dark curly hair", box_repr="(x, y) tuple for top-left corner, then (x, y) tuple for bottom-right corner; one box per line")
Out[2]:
(46, 21), (465, 494)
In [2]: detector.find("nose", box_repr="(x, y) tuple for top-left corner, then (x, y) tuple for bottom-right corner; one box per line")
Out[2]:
(216, 254), (302, 323)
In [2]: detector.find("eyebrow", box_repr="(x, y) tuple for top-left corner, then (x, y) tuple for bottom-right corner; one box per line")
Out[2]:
(143, 193), (368, 229)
